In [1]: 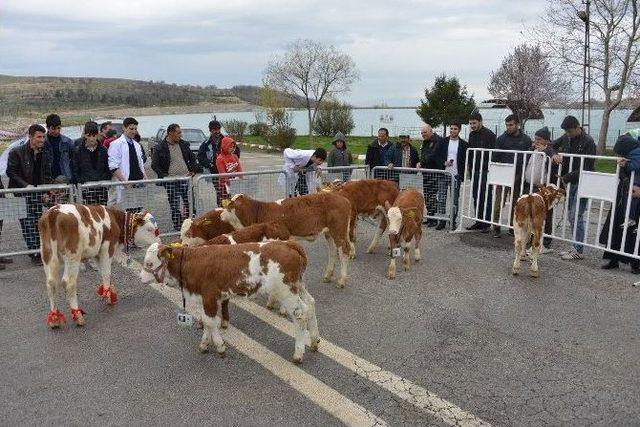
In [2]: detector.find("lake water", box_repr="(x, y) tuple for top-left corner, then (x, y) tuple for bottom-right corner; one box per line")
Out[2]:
(65, 107), (637, 146)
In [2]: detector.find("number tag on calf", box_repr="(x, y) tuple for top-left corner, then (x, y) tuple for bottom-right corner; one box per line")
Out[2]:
(177, 311), (193, 327)
(392, 247), (402, 258)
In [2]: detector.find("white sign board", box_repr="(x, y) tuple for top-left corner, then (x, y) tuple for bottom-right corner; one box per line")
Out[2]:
(577, 171), (618, 203)
(487, 162), (516, 187)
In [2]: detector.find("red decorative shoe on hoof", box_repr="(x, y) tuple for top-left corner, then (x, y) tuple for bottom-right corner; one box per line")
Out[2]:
(47, 310), (66, 329)
(97, 284), (118, 305)
(70, 308), (86, 326)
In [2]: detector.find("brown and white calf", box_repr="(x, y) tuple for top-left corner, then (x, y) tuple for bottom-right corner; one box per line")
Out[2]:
(139, 240), (319, 364)
(512, 184), (565, 277)
(180, 208), (235, 246)
(221, 193), (353, 288)
(385, 188), (424, 279)
(319, 179), (399, 257)
(39, 205), (160, 327)
(206, 221), (291, 245)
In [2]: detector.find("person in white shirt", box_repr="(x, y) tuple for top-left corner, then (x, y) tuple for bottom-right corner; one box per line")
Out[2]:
(434, 122), (468, 230)
(107, 117), (146, 207)
(278, 147), (327, 197)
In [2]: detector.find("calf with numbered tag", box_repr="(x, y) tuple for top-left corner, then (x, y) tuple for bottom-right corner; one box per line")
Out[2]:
(385, 188), (424, 279)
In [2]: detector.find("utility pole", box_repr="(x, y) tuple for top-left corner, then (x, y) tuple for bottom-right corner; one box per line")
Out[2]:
(578, 0), (591, 133)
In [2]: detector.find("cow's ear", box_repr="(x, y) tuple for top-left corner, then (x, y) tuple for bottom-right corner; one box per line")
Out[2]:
(157, 245), (173, 259)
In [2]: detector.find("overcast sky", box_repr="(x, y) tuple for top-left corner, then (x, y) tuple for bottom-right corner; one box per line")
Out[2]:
(0, 0), (548, 106)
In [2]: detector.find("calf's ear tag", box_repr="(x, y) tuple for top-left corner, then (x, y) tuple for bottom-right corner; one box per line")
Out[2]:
(221, 199), (231, 208)
(177, 311), (193, 327)
(392, 247), (402, 258)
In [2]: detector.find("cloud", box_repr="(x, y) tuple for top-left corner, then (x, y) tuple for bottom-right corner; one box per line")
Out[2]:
(0, 0), (546, 105)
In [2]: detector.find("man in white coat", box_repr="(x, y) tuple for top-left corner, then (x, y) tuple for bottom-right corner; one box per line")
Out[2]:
(107, 117), (146, 206)
(278, 147), (327, 197)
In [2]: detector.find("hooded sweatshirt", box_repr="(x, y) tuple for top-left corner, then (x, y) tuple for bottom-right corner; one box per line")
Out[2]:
(215, 137), (243, 190)
(328, 132), (353, 167)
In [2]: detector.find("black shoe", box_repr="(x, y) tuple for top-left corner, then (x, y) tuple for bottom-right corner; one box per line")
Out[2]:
(492, 228), (501, 238)
(479, 225), (490, 233)
(435, 222), (446, 230)
(508, 229), (515, 237)
(601, 260), (619, 270)
(465, 222), (482, 231)
(0, 256), (13, 264)
(632, 265), (640, 274)
(426, 220), (438, 228)
(29, 254), (42, 265)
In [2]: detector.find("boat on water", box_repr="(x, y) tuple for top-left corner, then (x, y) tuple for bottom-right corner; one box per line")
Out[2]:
(478, 99), (508, 109)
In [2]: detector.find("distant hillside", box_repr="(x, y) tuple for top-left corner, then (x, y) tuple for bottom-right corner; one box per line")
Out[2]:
(0, 75), (306, 115)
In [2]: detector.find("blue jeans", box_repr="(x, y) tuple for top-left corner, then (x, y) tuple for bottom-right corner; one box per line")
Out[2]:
(568, 185), (588, 253)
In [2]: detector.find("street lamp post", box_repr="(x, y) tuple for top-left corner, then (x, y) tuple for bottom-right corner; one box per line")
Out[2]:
(578, 1), (591, 134)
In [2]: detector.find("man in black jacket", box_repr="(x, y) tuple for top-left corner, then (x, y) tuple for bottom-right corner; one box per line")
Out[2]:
(6, 124), (52, 263)
(197, 120), (240, 174)
(73, 121), (111, 205)
(417, 124), (443, 226)
(492, 114), (533, 237)
(365, 128), (392, 179)
(0, 179), (14, 270)
(384, 134), (419, 183)
(466, 112), (496, 231)
(152, 123), (202, 230)
(434, 122), (468, 230)
(552, 115), (596, 261)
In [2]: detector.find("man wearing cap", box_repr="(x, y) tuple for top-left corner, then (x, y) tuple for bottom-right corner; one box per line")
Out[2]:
(551, 115), (596, 261)
(385, 134), (419, 183)
(72, 121), (111, 205)
(327, 132), (354, 181)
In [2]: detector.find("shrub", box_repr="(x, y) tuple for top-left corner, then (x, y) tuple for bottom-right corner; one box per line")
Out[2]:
(221, 119), (248, 141)
(249, 122), (270, 136)
(312, 100), (355, 137)
(267, 125), (296, 150)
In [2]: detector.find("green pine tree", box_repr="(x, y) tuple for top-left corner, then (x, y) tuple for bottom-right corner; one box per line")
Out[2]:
(416, 75), (476, 134)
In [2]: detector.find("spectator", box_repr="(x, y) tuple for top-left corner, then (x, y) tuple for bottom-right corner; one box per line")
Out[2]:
(466, 112), (496, 231)
(215, 136), (243, 202)
(599, 132), (640, 272)
(434, 123), (468, 230)
(385, 134), (419, 183)
(102, 129), (118, 150)
(417, 124), (444, 227)
(107, 117), (146, 207)
(6, 124), (52, 264)
(72, 121), (111, 205)
(278, 147), (327, 197)
(522, 127), (555, 253)
(552, 115), (596, 261)
(365, 127), (392, 179)
(98, 121), (112, 144)
(492, 114), (533, 238)
(197, 120), (240, 174)
(327, 132), (354, 181)
(151, 123), (201, 231)
(44, 113), (74, 183)
(0, 179), (14, 270)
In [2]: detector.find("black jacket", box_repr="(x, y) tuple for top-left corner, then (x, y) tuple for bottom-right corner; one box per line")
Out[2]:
(551, 130), (596, 184)
(364, 140), (393, 171)
(197, 134), (240, 173)
(72, 142), (111, 184)
(6, 143), (52, 188)
(435, 137), (468, 178)
(152, 139), (202, 179)
(467, 126), (496, 174)
(419, 133), (444, 170)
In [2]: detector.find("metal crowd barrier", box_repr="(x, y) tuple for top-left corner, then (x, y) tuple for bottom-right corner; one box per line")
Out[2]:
(371, 166), (456, 227)
(0, 183), (75, 256)
(192, 170), (286, 212)
(317, 165), (369, 184)
(460, 148), (640, 261)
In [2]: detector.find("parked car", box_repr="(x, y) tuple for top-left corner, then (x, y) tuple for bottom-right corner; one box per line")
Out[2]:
(150, 127), (207, 155)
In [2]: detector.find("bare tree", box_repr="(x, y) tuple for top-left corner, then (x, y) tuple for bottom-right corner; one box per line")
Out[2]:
(264, 39), (359, 143)
(488, 44), (568, 129)
(538, 0), (640, 153)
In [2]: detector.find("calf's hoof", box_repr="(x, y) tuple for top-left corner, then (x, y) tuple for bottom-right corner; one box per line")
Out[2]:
(46, 310), (66, 329)
(216, 344), (227, 357)
(366, 248), (375, 254)
(529, 269), (539, 278)
(310, 337), (320, 352)
(512, 267), (520, 276)
(220, 319), (229, 329)
(322, 275), (333, 283)
(71, 308), (86, 327)
(198, 342), (210, 353)
(335, 278), (346, 289)
(292, 356), (303, 365)
(349, 253), (356, 260)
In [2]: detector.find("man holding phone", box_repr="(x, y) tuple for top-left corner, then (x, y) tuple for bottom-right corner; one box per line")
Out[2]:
(434, 122), (468, 230)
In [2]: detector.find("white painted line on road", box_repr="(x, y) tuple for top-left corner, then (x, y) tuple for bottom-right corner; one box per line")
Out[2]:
(233, 299), (491, 427)
(130, 260), (387, 427)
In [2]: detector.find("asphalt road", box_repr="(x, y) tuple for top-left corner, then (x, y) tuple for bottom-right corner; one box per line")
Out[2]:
(1, 151), (639, 426)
